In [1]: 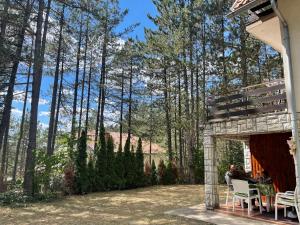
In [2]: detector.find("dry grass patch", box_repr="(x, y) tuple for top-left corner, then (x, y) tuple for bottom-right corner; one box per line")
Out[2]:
(0, 185), (222, 225)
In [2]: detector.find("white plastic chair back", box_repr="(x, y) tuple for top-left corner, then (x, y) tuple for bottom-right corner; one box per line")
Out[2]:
(231, 179), (249, 195)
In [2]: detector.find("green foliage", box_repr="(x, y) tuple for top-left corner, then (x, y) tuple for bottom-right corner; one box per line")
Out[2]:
(95, 125), (107, 191)
(0, 190), (59, 207)
(105, 135), (117, 190)
(151, 160), (158, 185)
(74, 131), (88, 194)
(218, 140), (244, 184)
(87, 156), (96, 193)
(157, 160), (166, 185)
(34, 147), (69, 193)
(158, 160), (177, 185)
(163, 162), (177, 185)
(194, 146), (204, 184)
(135, 138), (145, 187)
(115, 144), (125, 189)
(123, 138), (136, 188)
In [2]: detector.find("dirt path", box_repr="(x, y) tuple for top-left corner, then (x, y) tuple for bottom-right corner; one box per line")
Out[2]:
(0, 185), (217, 225)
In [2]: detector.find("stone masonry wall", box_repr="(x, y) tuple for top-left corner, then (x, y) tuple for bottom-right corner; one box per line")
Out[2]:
(204, 112), (292, 209)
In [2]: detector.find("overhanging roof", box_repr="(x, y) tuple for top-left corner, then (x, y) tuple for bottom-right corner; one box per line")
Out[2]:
(228, 0), (270, 17)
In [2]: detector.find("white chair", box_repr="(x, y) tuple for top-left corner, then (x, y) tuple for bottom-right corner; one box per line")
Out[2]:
(231, 179), (263, 216)
(275, 187), (299, 221)
(225, 174), (233, 206)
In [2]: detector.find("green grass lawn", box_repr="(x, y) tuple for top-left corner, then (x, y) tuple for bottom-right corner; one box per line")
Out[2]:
(0, 185), (225, 225)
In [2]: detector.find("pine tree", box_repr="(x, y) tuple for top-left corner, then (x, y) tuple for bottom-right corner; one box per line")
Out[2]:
(95, 125), (107, 191)
(135, 138), (144, 187)
(151, 160), (157, 185)
(74, 131), (88, 194)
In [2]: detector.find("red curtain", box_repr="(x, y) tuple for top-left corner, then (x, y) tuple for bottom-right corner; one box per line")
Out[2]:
(250, 132), (295, 192)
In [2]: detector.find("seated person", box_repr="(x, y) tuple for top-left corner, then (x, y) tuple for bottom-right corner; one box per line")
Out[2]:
(258, 170), (272, 184)
(225, 164), (262, 209)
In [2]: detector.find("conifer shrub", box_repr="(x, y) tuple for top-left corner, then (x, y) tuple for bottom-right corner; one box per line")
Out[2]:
(150, 160), (158, 185)
(105, 135), (117, 190)
(74, 131), (88, 194)
(95, 125), (107, 191)
(157, 160), (166, 185)
(123, 138), (136, 189)
(144, 161), (152, 186)
(115, 144), (125, 190)
(87, 156), (96, 192)
(135, 138), (145, 187)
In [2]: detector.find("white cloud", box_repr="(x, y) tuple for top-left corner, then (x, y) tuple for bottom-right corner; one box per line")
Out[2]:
(39, 122), (49, 130)
(13, 91), (49, 105)
(11, 108), (23, 116)
(39, 111), (50, 117)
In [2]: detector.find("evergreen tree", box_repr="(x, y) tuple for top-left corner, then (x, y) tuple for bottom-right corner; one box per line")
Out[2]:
(164, 161), (177, 185)
(135, 138), (145, 187)
(151, 160), (157, 185)
(106, 135), (117, 190)
(157, 160), (166, 185)
(95, 125), (107, 191)
(115, 144), (125, 189)
(123, 138), (135, 188)
(87, 155), (95, 192)
(194, 146), (204, 184)
(74, 131), (88, 194)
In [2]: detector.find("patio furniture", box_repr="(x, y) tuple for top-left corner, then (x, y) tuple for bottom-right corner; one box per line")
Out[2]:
(275, 188), (299, 221)
(256, 183), (275, 212)
(225, 173), (233, 206)
(231, 179), (263, 216)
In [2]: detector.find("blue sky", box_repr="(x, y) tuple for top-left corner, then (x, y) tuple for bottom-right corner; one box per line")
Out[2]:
(119, 0), (157, 40)
(12, 0), (157, 128)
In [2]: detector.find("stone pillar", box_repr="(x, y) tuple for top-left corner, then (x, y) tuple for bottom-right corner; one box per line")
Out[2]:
(243, 140), (252, 173)
(204, 126), (219, 209)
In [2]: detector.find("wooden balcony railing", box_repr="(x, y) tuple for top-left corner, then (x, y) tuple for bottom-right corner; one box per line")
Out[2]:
(207, 79), (287, 121)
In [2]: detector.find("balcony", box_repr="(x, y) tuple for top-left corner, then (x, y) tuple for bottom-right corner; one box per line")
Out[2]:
(207, 79), (287, 121)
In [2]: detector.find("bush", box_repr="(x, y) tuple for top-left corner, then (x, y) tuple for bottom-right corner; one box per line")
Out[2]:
(115, 145), (125, 190)
(95, 125), (107, 191)
(150, 160), (158, 185)
(135, 138), (145, 187)
(63, 163), (75, 195)
(217, 140), (244, 184)
(194, 146), (204, 184)
(0, 190), (59, 207)
(163, 162), (177, 185)
(144, 161), (152, 186)
(157, 160), (166, 185)
(87, 156), (96, 192)
(123, 138), (136, 189)
(74, 131), (88, 194)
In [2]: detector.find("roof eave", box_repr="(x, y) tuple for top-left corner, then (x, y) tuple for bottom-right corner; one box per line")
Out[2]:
(227, 0), (270, 18)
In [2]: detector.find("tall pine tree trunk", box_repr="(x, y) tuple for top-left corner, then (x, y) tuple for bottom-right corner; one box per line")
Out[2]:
(85, 50), (92, 134)
(95, 22), (108, 148)
(70, 16), (83, 152)
(127, 58), (133, 141)
(12, 36), (34, 182)
(163, 67), (173, 161)
(47, 5), (64, 156)
(24, 0), (51, 196)
(119, 69), (125, 148)
(52, 49), (64, 151)
(0, 0), (33, 161)
(78, 21), (89, 137)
